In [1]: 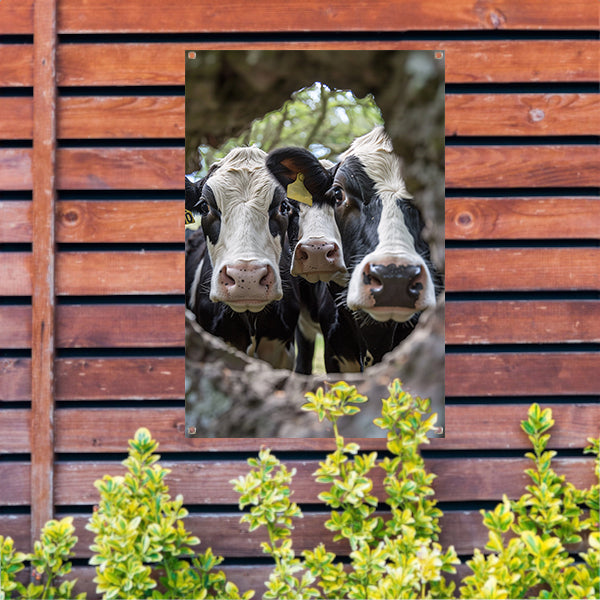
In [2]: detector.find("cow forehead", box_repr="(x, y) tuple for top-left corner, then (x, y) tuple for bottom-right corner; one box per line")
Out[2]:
(339, 126), (411, 202)
(206, 147), (278, 213)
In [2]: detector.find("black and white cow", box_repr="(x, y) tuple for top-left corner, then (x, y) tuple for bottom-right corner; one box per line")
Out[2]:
(185, 146), (300, 369)
(267, 126), (439, 368)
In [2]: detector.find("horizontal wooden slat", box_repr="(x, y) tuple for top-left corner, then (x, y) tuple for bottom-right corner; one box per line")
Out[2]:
(55, 357), (183, 400)
(2, 251), (184, 296)
(446, 300), (600, 344)
(3, 456), (594, 506)
(3, 351), (597, 402)
(53, 0), (599, 33)
(0, 149), (32, 190)
(56, 200), (184, 242)
(2, 93), (592, 140)
(4, 197), (598, 246)
(0, 357), (183, 401)
(57, 96), (184, 139)
(52, 403), (600, 453)
(446, 248), (600, 292)
(5, 145), (599, 191)
(447, 93), (600, 137)
(0, 98), (32, 139)
(0, 0), (34, 34)
(0, 410), (29, 453)
(56, 148), (182, 190)
(0, 201), (32, 242)
(0, 45), (33, 86)
(56, 251), (184, 295)
(56, 304), (184, 347)
(3, 402), (596, 454)
(1, 253), (32, 296)
(3, 0), (598, 34)
(0, 304), (183, 349)
(446, 197), (600, 240)
(0, 507), (589, 559)
(446, 145), (599, 188)
(0, 305), (31, 349)
(447, 352), (600, 396)
(56, 41), (600, 86)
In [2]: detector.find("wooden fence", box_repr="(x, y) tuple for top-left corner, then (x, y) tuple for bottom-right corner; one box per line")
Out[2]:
(0, 0), (598, 596)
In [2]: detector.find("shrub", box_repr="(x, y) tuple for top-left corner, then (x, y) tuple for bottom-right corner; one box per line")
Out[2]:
(86, 427), (252, 600)
(1, 384), (597, 599)
(232, 380), (599, 600)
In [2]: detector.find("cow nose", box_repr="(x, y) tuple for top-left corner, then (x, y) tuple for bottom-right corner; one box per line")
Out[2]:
(215, 261), (280, 310)
(362, 262), (423, 308)
(293, 241), (346, 277)
(221, 262), (275, 290)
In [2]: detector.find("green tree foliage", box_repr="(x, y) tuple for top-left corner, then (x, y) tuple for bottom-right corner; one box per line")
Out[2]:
(192, 83), (383, 177)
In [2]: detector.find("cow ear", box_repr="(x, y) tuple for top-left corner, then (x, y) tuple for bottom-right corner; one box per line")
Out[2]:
(185, 177), (202, 212)
(267, 147), (332, 201)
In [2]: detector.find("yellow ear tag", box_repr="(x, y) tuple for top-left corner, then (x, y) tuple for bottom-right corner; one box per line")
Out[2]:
(185, 209), (195, 225)
(286, 172), (312, 206)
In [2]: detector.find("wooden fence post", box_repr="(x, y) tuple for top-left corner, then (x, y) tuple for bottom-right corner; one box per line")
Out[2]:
(31, 0), (58, 550)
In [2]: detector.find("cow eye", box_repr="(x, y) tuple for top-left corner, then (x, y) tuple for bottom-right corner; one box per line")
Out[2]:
(332, 187), (345, 205)
(279, 200), (289, 215)
(195, 199), (210, 217)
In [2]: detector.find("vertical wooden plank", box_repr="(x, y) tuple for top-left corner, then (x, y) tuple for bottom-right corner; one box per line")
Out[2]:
(31, 0), (57, 549)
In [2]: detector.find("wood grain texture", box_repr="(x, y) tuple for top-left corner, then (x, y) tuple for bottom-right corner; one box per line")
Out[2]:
(56, 41), (600, 86)
(45, 456), (595, 505)
(55, 357), (184, 400)
(446, 248), (600, 292)
(56, 251), (184, 295)
(446, 145), (600, 188)
(52, 146), (600, 190)
(55, 304), (184, 347)
(0, 304), (183, 349)
(446, 300), (600, 344)
(0, 306), (32, 349)
(1, 253), (32, 296)
(0, 410), (30, 454)
(56, 200), (184, 243)
(0, 45), (33, 86)
(0, 201), (32, 243)
(4, 197), (597, 245)
(43, 93), (600, 139)
(56, 148), (182, 190)
(446, 93), (600, 136)
(446, 352), (600, 396)
(47, 403), (599, 453)
(446, 197), (600, 240)
(0, 149), (32, 190)
(57, 96), (184, 139)
(0, 98), (33, 139)
(54, 0), (598, 33)
(31, 0), (58, 544)
(3, 456), (594, 506)
(0, 507), (589, 558)
(0, 0), (34, 34)
(0, 359), (31, 401)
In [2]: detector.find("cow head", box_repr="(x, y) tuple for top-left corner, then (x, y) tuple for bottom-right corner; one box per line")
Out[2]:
(192, 146), (294, 313)
(330, 126), (436, 322)
(267, 147), (347, 285)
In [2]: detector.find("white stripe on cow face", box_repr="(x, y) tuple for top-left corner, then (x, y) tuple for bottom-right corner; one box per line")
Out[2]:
(342, 127), (436, 322)
(203, 147), (284, 312)
(292, 203), (347, 285)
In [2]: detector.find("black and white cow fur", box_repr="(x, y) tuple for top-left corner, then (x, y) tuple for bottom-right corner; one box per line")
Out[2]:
(185, 146), (300, 369)
(267, 126), (439, 369)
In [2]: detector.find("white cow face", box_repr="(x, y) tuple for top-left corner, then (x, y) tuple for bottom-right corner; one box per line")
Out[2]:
(195, 147), (293, 313)
(333, 127), (437, 322)
(266, 148), (347, 285)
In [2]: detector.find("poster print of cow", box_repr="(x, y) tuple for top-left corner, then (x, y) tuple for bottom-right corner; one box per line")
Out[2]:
(184, 50), (445, 438)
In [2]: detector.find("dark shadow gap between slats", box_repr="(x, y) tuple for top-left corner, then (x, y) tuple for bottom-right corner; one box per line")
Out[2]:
(445, 239), (600, 248)
(446, 395), (600, 405)
(446, 135), (600, 145)
(57, 294), (184, 304)
(445, 187), (600, 197)
(57, 138), (184, 147)
(446, 291), (600, 301)
(56, 31), (600, 43)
